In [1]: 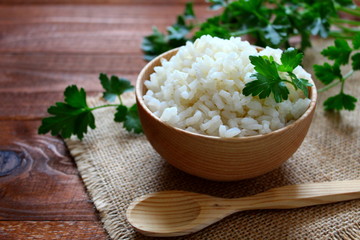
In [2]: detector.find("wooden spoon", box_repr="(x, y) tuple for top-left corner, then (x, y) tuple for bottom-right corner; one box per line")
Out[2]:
(126, 180), (360, 237)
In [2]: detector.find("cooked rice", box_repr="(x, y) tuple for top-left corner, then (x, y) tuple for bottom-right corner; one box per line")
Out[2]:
(143, 35), (311, 137)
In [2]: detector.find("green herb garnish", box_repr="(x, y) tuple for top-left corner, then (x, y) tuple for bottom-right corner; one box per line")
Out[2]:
(142, 0), (360, 111)
(142, 2), (196, 61)
(99, 73), (134, 102)
(38, 85), (96, 140)
(144, 0), (359, 58)
(38, 74), (143, 140)
(313, 33), (360, 111)
(243, 48), (312, 102)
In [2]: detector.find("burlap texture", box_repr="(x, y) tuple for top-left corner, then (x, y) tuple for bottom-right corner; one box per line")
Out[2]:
(65, 40), (360, 240)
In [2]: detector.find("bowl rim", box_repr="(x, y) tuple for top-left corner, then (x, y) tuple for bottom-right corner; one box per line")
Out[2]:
(136, 47), (317, 142)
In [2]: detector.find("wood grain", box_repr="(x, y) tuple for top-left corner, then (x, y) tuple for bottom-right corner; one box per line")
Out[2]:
(0, 2), (213, 239)
(0, 4), (216, 118)
(0, 5), (211, 54)
(127, 180), (360, 237)
(0, 120), (108, 238)
(0, 92), (102, 120)
(0, 221), (107, 239)
(0, 0), (207, 4)
(0, 121), (99, 221)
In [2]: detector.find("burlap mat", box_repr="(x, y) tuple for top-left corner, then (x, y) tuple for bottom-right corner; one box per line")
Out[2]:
(65, 39), (360, 240)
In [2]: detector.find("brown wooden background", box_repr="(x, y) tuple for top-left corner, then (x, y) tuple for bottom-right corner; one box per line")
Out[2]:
(0, 1), (214, 239)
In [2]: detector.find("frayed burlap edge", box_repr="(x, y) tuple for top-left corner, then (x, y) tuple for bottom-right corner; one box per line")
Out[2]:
(331, 222), (360, 240)
(65, 139), (113, 240)
(65, 96), (124, 240)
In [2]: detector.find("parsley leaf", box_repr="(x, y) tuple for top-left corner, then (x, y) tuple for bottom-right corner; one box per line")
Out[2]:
(142, 27), (173, 61)
(207, 0), (229, 10)
(302, 1), (335, 38)
(314, 34), (359, 111)
(184, 2), (196, 19)
(351, 53), (360, 70)
(243, 47), (312, 103)
(278, 48), (304, 72)
(324, 92), (357, 111)
(334, 0), (356, 7)
(288, 72), (312, 98)
(243, 72), (289, 102)
(114, 105), (128, 122)
(167, 28), (188, 44)
(64, 85), (88, 108)
(115, 103), (143, 133)
(313, 63), (341, 85)
(239, 0), (264, 12)
(321, 39), (352, 65)
(39, 74), (143, 140)
(249, 55), (279, 78)
(262, 24), (289, 47)
(99, 73), (134, 102)
(194, 16), (231, 39)
(353, 33), (360, 50)
(308, 17), (329, 38)
(124, 104), (143, 134)
(141, 3), (196, 61)
(38, 85), (95, 140)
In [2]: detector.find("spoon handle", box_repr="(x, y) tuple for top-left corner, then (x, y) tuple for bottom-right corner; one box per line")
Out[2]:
(231, 180), (360, 211)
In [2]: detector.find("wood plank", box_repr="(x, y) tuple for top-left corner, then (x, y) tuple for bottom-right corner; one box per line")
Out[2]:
(0, 4), (216, 117)
(0, 5), (214, 53)
(0, 120), (99, 221)
(0, 2), (213, 239)
(0, 92), (93, 119)
(0, 53), (144, 93)
(0, 221), (107, 240)
(0, 4), (209, 21)
(0, 53), (146, 76)
(0, 66), (139, 94)
(0, 0), (206, 4)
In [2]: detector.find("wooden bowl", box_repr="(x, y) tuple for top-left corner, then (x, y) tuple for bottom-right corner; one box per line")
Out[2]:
(136, 48), (317, 181)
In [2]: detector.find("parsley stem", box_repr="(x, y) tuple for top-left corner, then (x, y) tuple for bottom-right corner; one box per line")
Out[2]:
(283, 79), (295, 86)
(253, 11), (270, 24)
(328, 31), (354, 39)
(317, 81), (340, 93)
(283, 79), (298, 89)
(344, 69), (354, 80)
(230, 28), (259, 36)
(332, 23), (360, 33)
(337, 6), (360, 17)
(340, 79), (345, 93)
(317, 70), (354, 93)
(118, 94), (123, 105)
(330, 17), (360, 26)
(342, 70), (354, 93)
(91, 104), (120, 111)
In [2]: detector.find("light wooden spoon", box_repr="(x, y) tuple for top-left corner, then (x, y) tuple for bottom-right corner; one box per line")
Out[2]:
(126, 180), (360, 237)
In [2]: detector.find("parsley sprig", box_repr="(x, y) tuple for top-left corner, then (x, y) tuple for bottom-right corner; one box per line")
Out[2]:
(143, 0), (360, 60)
(243, 48), (312, 102)
(313, 33), (360, 111)
(142, 2), (196, 61)
(142, 0), (360, 111)
(38, 74), (143, 140)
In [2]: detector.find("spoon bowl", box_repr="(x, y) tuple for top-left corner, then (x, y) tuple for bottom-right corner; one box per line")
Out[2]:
(127, 180), (360, 237)
(126, 191), (234, 237)
(127, 191), (201, 235)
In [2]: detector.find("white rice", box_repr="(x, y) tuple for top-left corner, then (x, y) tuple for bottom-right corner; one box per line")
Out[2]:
(143, 35), (312, 137)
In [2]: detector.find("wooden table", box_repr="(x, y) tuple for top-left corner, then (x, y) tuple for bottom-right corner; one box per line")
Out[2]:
(0, 1), (213, 239)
